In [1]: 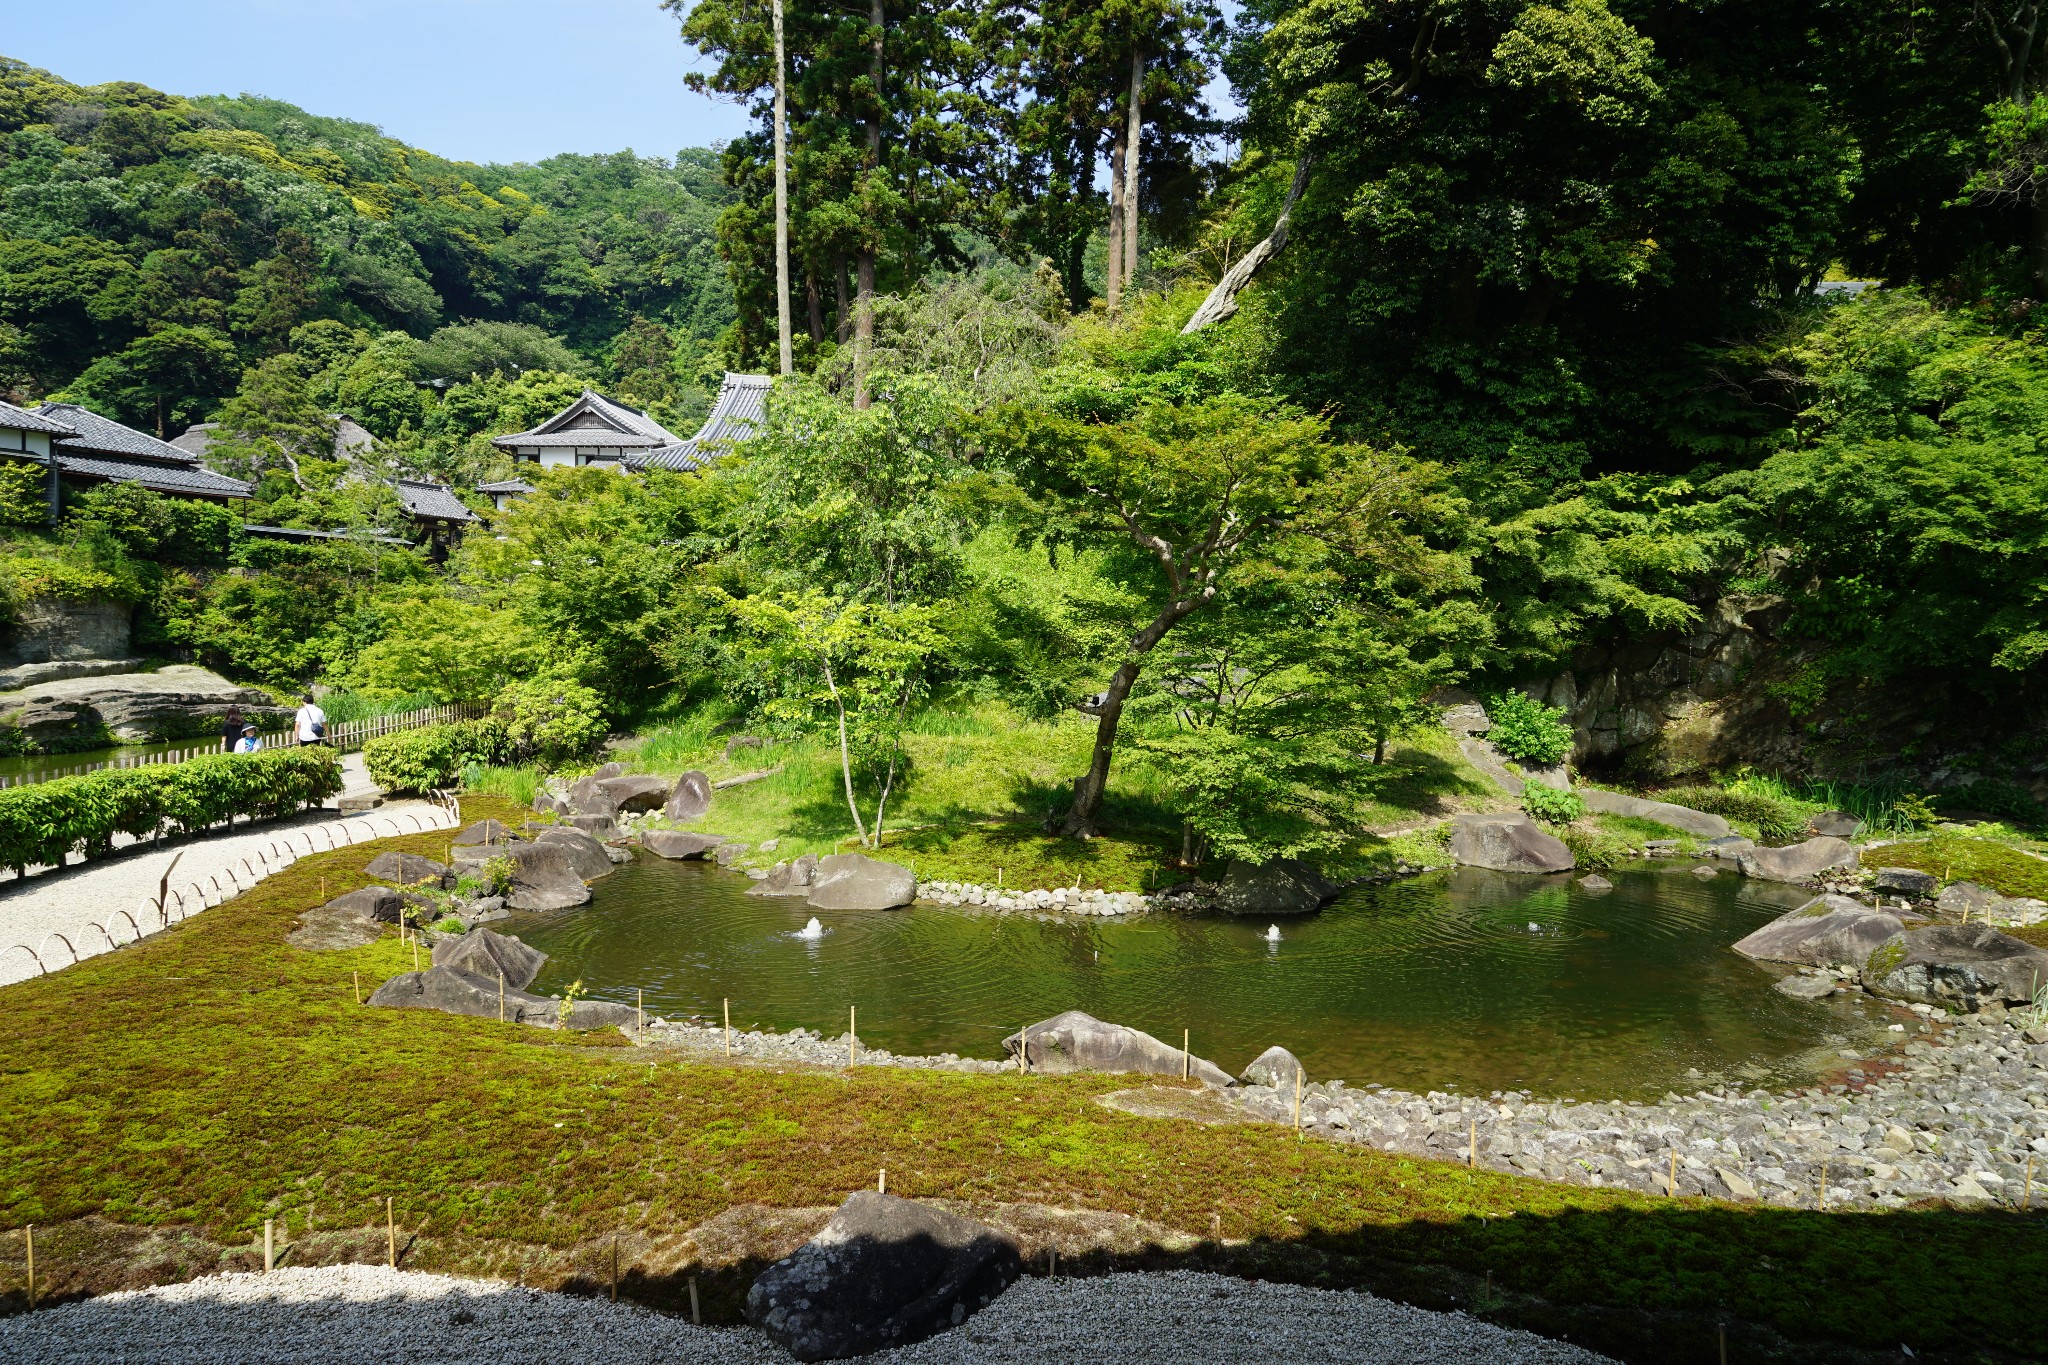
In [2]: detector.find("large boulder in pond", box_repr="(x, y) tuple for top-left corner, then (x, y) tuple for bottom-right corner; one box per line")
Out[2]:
(1002, 1010), (1234, 1086)
(747, 853), (819, 898)
(1212, 859), (1338, 916)
(746, 1191), (1021, 1362)
(642, 829), (729, 860)
(1736, 837), (1857, 884)
(533, 827), (615, 882)
(1448, 814), (1575, 874)
(1240, 1044), (1305, 1089)
(1867, 924), (2048, 1009)
(452, 819), (516, 846)
(496, 841), (591, 911)
(597, 774), (671, 812)
(665, 770), (713, 822)
(1577, 789), (1732, 840)
(565, 774), (620, 818)
(807, 853), (916, 910)
(367, 965), (555, 1023)
(1731, 894), (1904, 970)
(431, 927), (546, 989)
(364, 851), (448, 886)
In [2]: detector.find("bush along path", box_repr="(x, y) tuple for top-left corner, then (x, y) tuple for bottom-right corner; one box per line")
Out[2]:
(0, 799), (2044, 1363)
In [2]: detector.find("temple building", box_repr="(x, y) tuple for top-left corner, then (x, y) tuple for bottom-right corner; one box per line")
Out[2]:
(486, 373), (771, 495)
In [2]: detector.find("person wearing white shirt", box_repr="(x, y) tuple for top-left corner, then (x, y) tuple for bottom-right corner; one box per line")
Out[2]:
(294, 692), (327, 746)
(234, 725), (261, 754)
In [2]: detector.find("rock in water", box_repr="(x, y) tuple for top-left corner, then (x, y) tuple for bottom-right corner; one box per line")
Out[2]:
(431, 927), (546, 989)
(1447, 813), (1575, 874)
(495, 842), (592, 911)
(1577, 874), (1614, 892)
(1808, 810), (1862, 838)
(1240, 1044), (1304, 1088)
(1002, 1010), (1235, 1086)
(1873, 866), (1939, 897)
(665, 770), (713, 822)
(1577, 788), (1732, 839)
(1774, 974), (1838, 1000)
(641, 830), (730, 860)
(596, 775), (671, 812)
(1211, 858), (1338, 915)
(451, 819), (515, 846)
(568, 813), (619, 841)
(806, 853), (916, 910)
(1735, 837), (1858, 883)
(1731, 894), (1903, 969)
(1867, 924), (2048, 1009)
(1704, 835), (1757, 860)
(364, 851), (448, 886)
(532, 827), (615, 881)
(747, 854), (820, 897)
(746, 1191), (1021, 1361)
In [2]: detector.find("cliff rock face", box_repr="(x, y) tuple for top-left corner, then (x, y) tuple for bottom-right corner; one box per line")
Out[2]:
(0, 594), (132, 667)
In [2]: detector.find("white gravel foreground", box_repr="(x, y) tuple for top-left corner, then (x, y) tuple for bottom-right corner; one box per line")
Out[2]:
(0, 1265), (1615, 1365)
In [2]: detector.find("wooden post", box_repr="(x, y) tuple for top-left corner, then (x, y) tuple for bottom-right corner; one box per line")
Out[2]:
(1668, 1149), (1678, 1195)
(1470, 1119), (1477, 1168)
(878, 1168), (886, 1193)
(688, 1275), (701, 1325)
(411, 938), (420, 972)
(264, 1218), (274, 1274)
(499, 971), (506, 1023)
(1818, 1159), (1828, 1211)
(610, 1237), (618, 1301)
(352, 971), (361, 1006)
(2026, 1154), (2036, 1211)
(724, 998), (731, 1059)
(386, 1197), (396, 1268)
(1293, 1067), (1303, 1138)
(848, 1006), (857, 1067)
(637, 988), (644, 1035)
(1182, 1029), (1190, 1081)
(24, 1224), (32, 1309)
(1719, 1323), (1728, 1365)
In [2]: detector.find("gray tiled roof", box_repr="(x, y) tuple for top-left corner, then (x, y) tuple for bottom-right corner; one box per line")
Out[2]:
(490, 389), (684, 450)
(168, 422), (218, 458)
(476, 478), (537, 494)
(626, 373), (771, 472)
(499, 429), (665, 448)
(0, 400), (76, 436)
(394, 479), (478, 522)
(39, 403), (201, 463)
(55, 452), (253, 498)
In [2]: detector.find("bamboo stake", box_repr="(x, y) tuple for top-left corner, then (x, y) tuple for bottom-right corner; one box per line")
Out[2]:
(1719, 1324), (1727, 1365)
(2025, 1154), (2035, 1212)
(264, 1218), (274, 1274)
(24, 1224), (32, 1309)
(636, 988), (644, 1035)
(499, 970), (506, 1023)
(1182, 1029), (1190, 1081)
(878, 1169), (886, 1194)
(724, 998), (731, 1059)
(1293, 1067), (1304, 1138)
(352, 971), (361, 1006)
(1669, 1149), (1678, 1196)
(610, 1237), (618, 1301)
(848, 1006), (856, 1067)
(411, 938), (420, 972)
(688, 1276), (701, 1324)
(386, 1198), (396, 1268)
(1470, 1119), (1478, 1168)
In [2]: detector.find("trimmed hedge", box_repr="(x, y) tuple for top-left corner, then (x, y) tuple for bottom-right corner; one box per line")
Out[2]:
(362, 719), (510, 795)
(0, 747), (343, 875)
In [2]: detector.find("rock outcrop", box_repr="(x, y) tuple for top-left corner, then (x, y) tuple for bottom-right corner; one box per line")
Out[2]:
(747, 854), (819, 897)
(1731, 894), (1904, 969)
(1872, 867), (1939, 897)
(1867, 924), (2048, 1009)
(364, 851), (448, 886)
(1447, 813), (1574, 874)
(1002, 1010), (1234, 1086)
(665, 770), (713, 822)
(642, 830), (730, 860)
(597, 775), (671, 811)
(431, 927), (546, 988)
(1735, 837), (1858, 884)
(532, 827), (616, 881)
(287, 885), (403, 950)
(0, 664), (284, 746)
(746, 1192), (1022, 1361)
(1239, 1045), (1305, 1089)
(367, 965), (555, 1022)
(1211, 859), (1339, 916)
(806, 853), (916, 910)
(1577, 788), (1732, 839)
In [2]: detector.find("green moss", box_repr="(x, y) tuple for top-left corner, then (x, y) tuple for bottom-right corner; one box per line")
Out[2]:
(1865, 940), (1906, 980)
(1, 795), (2042, 1356)
(1875, 835), (2048, 901)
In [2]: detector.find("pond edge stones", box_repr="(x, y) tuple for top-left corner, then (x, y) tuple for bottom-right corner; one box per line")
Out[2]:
(747, 1191), (1022, 1361)
(1448, 813), (1575, 874)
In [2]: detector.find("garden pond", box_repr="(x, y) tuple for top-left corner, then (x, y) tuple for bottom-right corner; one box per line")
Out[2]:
(506, 856), (1903, 1099)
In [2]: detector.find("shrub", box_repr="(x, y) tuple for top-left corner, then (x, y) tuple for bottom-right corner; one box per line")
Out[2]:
(0, 748), (341, 875)
(495, 676), (607, 764)
(1521, 783), (1585, 824)
(362, 719), (510, 795)
(1658, 784), (1807, 841)
(1482, 691), (1574, 766)
(1934, 779), (2045, 827)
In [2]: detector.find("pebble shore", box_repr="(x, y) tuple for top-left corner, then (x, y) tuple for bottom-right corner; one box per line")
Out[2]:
(0, 1265), (1615, 1365)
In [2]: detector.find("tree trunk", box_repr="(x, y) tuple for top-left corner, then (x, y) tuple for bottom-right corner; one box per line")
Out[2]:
(1182, 155), (1314, 334)
(1121, 45), (1142, 306)
(823, 658), (870, 847)
(1105, 117), (1127, 311)
(772, 0), (794, 378)
(806, 271), (826, 344)
(2032, 194), (2048, 299)
(1060, 596), (1205, 838)
(836, 259), (851, 344)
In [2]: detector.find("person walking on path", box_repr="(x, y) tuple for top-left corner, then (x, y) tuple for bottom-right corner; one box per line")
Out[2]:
(220, 706), (243, 753)
(293, 693), (326, 747)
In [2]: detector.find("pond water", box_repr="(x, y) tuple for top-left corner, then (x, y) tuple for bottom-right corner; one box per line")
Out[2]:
(506, 856), (1901, 1099)
(0, 738), (227, 788)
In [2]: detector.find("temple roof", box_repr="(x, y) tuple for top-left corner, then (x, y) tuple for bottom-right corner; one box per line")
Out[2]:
(54, 452), (253, 498)
(0, 400), (76, 436)
(490, 390), (684, 451)
(628, 373), (772, 472)
(38, 403), (200, 463)
(394, 478), (477, 522)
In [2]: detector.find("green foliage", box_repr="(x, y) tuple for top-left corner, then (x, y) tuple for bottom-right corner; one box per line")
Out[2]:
(493, 676), (608, 765)
(361, 719), (511, 795)
(1481, 691), (1574, 767)
(0, 747), (340, 873)
(0, 459), (49, 527)
(414, 321), (584, 383)
(1876, 836), (2048, 903)
(63, 482), (235, 565)
(1656, 784), (1806, 842)
(1520, 783), (1585, 825)
(1934, 779), (2045, 827)
(343, 596), (540, 705)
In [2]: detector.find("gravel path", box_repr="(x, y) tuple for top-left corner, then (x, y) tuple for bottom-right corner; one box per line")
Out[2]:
(0, 782), (452, 987)
(0, 1265), (1613, 1365)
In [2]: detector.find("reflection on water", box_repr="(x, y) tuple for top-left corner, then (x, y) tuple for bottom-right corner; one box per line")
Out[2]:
(507, 857), (1897, 1099)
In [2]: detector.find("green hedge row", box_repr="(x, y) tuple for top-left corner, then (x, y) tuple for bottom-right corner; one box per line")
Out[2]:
(0, 747), (343, 876)
(362, 719), (511, 795)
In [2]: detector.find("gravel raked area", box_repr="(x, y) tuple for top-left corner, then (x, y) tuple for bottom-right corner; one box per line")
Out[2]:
(0, 1264), (1615, 1365)
(0, 793), (452, 988)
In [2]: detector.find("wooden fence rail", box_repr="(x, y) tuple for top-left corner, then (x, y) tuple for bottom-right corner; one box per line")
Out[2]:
(0, 702), (482, 790)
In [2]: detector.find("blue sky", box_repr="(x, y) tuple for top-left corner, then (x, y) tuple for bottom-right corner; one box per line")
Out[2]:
(4, 0), (751, 165)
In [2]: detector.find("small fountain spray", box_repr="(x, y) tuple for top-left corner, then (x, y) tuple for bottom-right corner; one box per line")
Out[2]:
(1265, 924), (1282, 942)
(797, 917), (825, 940)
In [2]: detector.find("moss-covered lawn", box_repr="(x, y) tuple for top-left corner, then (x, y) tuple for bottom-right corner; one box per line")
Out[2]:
(0, 796), (2041, 1361)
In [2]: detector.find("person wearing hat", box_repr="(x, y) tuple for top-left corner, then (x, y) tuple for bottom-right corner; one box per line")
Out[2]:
(234, 724), (261, 754)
